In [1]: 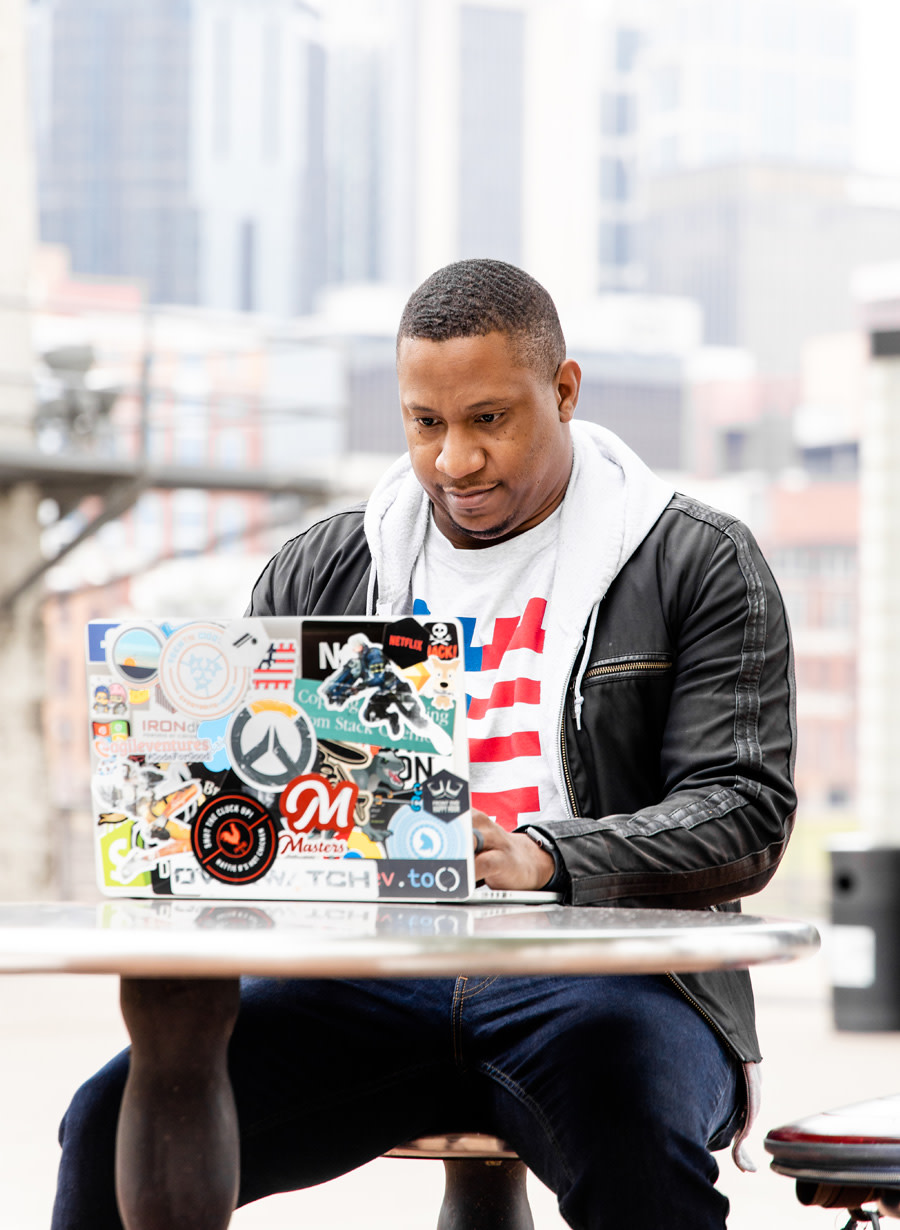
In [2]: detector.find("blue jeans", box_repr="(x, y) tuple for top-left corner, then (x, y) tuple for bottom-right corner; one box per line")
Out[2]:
(52, 974), (741, 1230)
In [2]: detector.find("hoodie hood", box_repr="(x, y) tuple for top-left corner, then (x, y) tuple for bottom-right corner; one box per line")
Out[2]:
(363, 420), (675, 815)
(363, 420), (673, 620)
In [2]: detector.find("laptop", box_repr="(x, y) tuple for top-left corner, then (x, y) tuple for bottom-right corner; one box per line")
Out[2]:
(85, 615), (561, 904)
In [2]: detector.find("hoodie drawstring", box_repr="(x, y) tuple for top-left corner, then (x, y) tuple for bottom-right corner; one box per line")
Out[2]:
(572, 601), (600, 731)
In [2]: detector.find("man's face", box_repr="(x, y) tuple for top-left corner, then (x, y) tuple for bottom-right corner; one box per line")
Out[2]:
(397, 331), (580, 548)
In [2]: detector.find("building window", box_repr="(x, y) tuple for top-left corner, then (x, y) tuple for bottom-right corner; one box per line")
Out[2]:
(599, 157), (630, 202)
(216, 428), (245, 469)
(212, 18), (231, 157)
(654, 66), (680, 112)
(615, 27), (642, 74)
(601, 92), (636, 137)
(175, 425), (206, 466)
(214, 497), (246, 555)
(239, 219), (256, 313)
(134, 493), (164, 558)
(801, 441), (858, 477)
(821, 592), (854, 630)
(722, 428), (747, 470)
(262, 24), (281, 160)
(172, 490), (208, 553)
(599, 221), (631, 266)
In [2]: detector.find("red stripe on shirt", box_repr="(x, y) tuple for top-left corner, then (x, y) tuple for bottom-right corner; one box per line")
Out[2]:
(472, 788), (541, 832)
(480, 597), (547, 668)
(467, 677), (541, 720)
(507, 596), (546, 654)
(469, 730), (541, 762)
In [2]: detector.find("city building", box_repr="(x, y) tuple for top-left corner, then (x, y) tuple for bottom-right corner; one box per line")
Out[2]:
(27, 0), (658, 310)
(29, 0), (330, 313)
(30, 0), (200, 306)
(641, 163), (900, 372)
(641, 0), (859, 174)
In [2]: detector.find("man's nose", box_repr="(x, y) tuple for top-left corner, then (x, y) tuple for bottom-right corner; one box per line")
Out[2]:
(435, 428), (484, 479)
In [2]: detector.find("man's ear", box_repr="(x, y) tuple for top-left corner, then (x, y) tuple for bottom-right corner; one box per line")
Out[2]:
(556, 359), (581, 423)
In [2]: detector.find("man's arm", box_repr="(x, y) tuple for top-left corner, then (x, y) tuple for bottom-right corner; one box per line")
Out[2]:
(479, 514), (796, 907)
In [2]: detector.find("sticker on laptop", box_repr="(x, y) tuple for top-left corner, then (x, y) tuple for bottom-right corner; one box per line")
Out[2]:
(158, 621), (251, 719)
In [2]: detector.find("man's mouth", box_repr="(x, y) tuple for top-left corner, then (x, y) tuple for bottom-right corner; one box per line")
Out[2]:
(441, 484), (498, 510)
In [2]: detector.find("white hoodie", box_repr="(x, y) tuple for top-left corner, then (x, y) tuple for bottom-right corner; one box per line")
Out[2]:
(362, 420), (674, 816)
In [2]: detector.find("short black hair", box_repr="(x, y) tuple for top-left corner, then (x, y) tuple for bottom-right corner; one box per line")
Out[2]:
(397, 258), (566, 381)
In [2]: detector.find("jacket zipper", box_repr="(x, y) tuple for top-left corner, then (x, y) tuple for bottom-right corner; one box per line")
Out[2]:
(560, 658), (670, 805)
(664, 972), (739, 1059)
(559, 709), (737, 1057)
(560, 696), (577, 816)
(558, 674), (750, 1127)
(582, 658), (672, 681)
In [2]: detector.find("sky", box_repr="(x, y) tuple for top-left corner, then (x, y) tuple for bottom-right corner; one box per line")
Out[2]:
(855, 0), (900, 175)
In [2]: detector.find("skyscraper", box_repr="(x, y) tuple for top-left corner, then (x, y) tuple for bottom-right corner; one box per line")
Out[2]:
(32, 0), (200, 305)
(635, 0), (900, 371)
(30, 0), (330, 314)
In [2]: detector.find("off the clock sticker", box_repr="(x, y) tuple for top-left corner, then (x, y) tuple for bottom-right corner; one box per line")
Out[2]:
(190, 795), (278, 885)
(226, 695), (317, 793)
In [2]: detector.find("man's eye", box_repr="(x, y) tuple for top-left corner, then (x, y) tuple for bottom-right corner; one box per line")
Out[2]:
(415, 417), (438, 429)
(477, 412), (499, 424)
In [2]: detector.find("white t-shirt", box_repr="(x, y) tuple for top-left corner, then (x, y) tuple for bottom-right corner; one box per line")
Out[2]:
(410, 507), (567, 831)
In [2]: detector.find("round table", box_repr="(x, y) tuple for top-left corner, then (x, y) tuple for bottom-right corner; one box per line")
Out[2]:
(10, 899), (817, 1230)
(0, 897), (818, 976)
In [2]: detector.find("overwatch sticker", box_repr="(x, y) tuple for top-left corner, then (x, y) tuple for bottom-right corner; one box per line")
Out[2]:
(190, 794), (278, 885)
(227, 696), (317, 793)
(158, 622), (250, 720)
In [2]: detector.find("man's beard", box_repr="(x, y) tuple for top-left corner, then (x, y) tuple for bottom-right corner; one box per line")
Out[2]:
(444, 510), (518, 543)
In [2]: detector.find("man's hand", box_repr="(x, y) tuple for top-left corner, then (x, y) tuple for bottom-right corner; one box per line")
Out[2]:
(472, 810), (555, 890)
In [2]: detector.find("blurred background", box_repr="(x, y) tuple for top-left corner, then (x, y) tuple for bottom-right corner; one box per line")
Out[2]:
(8, 0), (900, 911)
(5, 2), (900, 1226)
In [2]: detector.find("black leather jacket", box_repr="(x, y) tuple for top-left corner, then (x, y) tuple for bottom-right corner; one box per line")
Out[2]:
(248, 494), (797, 1065)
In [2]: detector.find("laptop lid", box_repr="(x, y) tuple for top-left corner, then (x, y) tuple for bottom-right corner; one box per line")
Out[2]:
(86, 614), (489, 903)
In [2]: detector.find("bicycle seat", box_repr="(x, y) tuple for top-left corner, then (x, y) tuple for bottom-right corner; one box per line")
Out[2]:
(765, 1093), (900, 1220)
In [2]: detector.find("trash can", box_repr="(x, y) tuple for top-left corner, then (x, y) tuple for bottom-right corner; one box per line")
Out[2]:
(829, 838), (900, 1031)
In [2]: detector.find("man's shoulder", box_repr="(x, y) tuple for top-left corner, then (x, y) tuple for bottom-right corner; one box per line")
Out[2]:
(666, 493), (743, 532)
(247, 503), (371, 616)
(652, 493), (762, 554)
(278, 503), (368, 553)
(643, 492), (776, 592)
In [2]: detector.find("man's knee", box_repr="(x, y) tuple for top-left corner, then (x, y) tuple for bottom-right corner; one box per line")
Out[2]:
(59, 1048), (129, 1147)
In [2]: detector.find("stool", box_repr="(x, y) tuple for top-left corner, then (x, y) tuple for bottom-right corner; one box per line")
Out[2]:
(764, 1093), (900, 1227)
(386, 1134), (534, 1230)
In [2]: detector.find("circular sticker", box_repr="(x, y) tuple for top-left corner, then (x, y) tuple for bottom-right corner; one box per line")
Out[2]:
(385, 804), (469, 860)
(107, 622), (167, 687)
(226, 696), (317, 793)
(158, 622), (250, 720)
(191, 795), (278, 885)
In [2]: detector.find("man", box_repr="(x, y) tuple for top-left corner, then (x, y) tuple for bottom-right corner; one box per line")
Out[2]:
(53, 259), (795, 1229)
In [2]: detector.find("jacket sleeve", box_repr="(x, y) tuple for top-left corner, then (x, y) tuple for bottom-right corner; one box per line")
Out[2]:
(245, 507), (372, 618)
(535, 515), (797, 908)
